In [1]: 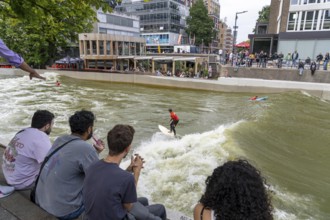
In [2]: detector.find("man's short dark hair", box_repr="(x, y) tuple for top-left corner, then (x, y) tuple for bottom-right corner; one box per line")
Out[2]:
(31, 110), (55, 129)
(107, 124), (135, 156)
(69, 110), (95, 135)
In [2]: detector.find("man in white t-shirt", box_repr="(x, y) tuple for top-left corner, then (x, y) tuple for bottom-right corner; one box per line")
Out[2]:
(2, 110), (55, 190)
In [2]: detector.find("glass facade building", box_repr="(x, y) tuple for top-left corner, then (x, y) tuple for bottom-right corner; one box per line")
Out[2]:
(95, 10), (141, 37)
(288, 0), (330, 31)
(115, 0), (190, 52)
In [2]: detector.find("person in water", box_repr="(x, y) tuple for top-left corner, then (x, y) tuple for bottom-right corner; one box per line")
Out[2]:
(168, 108), (179, 136)
(56, 80), (61, 86)
(250, 96), (258, 100)
(0, 39), (45, 80)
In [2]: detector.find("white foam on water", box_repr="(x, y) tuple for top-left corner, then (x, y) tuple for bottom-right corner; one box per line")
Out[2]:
(301, 90), (312, 97)
(122, 123), (243, 216)
(269, 185), (318, 220)
(196, 107), (215, 112)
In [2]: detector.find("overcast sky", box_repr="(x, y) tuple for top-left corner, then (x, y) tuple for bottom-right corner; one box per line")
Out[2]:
(220, 0), (271, 43)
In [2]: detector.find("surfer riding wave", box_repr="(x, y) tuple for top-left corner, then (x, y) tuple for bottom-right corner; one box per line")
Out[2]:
(169, 108), (179, 137)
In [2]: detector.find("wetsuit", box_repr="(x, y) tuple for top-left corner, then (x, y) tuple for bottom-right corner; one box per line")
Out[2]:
(170, 112), (179, 136)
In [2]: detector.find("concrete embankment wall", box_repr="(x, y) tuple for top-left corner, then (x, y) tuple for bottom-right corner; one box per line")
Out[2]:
(220, 66), (330, 83)
(2, 68), (330, 100)
(47, 69), (330, 100)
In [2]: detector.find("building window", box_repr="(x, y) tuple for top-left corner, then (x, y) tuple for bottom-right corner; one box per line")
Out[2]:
(136, 43), (141, 55)
(124, 42), (129, 55)
(287, 12), (298, 30)
(291, 0), (299, 5)
(99, 41), (104, 55)
(113, 42), (117, 55)
(118, 42), (123, 55)
(323, 10), (330, 29)
(92, 41), (97, 54)
(86, 41), (90, 55)
(99, 28), (107, 34)
(80, 40), (84, 55)
(313, 11), (319, 30)
(106, 41), (111, 55)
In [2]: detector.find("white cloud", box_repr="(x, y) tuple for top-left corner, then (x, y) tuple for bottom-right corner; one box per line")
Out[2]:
(220, 0), (271, 43)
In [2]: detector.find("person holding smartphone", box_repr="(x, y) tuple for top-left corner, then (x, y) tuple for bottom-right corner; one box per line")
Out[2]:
(83, 124), (166, 220)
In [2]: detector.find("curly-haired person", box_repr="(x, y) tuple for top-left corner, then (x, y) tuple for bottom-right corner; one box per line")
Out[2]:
(193, 160), (273, 220)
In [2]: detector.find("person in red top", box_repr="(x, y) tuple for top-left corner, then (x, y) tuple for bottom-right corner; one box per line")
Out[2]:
(249, 96), (258, 101)
(169, 108), (179, 136)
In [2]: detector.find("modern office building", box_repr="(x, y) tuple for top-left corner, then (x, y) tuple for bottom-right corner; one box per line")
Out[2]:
(115, 0), (190, 52)
(249, 0), (330, 59)
(78, 33), (146, 69)
(94, 9), (141, 37)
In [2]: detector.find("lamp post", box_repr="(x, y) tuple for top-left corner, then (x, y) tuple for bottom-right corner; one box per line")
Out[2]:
(232, 11), (247, 65)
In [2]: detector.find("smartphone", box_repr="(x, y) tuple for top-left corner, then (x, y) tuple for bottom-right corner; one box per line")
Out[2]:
(92, 134), (103, 148)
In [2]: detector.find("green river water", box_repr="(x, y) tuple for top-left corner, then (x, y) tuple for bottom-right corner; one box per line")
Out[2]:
(0, 72), (329, 219)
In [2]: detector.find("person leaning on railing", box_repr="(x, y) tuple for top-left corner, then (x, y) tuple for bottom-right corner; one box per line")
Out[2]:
(0, 39), (45, 80)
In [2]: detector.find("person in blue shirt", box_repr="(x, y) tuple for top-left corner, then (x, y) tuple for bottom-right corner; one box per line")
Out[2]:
(0, 39), (45, 80)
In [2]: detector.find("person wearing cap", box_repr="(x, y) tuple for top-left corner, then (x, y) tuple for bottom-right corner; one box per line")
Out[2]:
(0, 38), (45, 80)
(168, 109), (179, 136)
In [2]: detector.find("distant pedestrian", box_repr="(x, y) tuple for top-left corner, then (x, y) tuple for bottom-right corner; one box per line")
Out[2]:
(262, 52), (268, 68)
(285, 52), (292, 68)
(292, 51), (299, 68)
(298, 61), (304, 76)
(277, 52), (284, 68)
(255, 53), (260, 67)
(323, 52), (329, 70)
(208, 66), (212, 78)
(271, 52), (278, 68)
(316, 53), (323, 70)
(310, 61), (317, 76)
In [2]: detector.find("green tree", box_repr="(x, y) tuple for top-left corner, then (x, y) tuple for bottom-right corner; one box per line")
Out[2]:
(257, 5), (270, 22)
(186, 0), (214, 47)
(0, 0), (113, 67)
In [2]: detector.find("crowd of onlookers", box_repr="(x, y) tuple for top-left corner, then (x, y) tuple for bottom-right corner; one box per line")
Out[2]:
(222, 50), (330, 74)
(1, 109), (274, 220)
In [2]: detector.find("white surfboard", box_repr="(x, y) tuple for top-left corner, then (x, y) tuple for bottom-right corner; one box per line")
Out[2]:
(158, 124), (175, 137)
